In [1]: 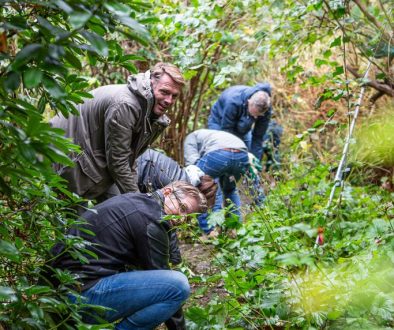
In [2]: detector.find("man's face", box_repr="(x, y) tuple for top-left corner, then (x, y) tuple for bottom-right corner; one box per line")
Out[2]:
(164, 193), (199, 217)
(152, 74), (181, 116)
(247, 100), (268, 119)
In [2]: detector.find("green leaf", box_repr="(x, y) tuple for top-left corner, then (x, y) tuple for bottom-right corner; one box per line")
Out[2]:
(315, 58), (328, 67)
(120, 54), (145, 62)
(120, 62), (138, 73)
(24, 286), (52, 296)
(69, 10), (91, 29)
(330, 36), (341, 48)
(121, 30), (149, 47)
(326, 109), (336, 117)
(0, 286), (17, 302)
(81, 31), (108, 56)
(64, 50), (82, 70)
(11, 44), (43, 70)
(313, 119), (325, 128)
(333, 66), (344, 76)
(43, 76), (66, 99)
(104, 1), (131, 16)
(327, 310), (343, 320)
(23, 68), (43, 88)
(323, 49), (332, 58)
(0, 239), (21, 262)
(3, 71), (21, 91)
(117, 16), (148, 36)
(213, 74), (225, 87)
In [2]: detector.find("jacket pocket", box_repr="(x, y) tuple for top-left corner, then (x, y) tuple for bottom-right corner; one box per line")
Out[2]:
(59, 152), (103, 196)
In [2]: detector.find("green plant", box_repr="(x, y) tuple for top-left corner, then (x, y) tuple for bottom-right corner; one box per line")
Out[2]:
(0, 0), (152, 327)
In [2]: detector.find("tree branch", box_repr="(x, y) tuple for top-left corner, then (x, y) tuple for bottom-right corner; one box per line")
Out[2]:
(347, 65), (394, 98)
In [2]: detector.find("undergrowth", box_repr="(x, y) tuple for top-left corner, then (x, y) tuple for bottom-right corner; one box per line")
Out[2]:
(185, 162), (394, 329)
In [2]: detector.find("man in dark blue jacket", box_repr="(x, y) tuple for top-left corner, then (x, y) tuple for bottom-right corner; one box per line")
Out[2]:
(208, 83), (273, 206)
(207, 83), (272, 160)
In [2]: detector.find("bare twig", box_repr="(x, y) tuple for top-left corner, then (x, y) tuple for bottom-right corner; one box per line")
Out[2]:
(353, 0), (393, 42)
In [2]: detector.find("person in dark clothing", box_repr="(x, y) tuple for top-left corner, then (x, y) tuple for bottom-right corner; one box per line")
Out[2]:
(262, 120), (283, 171)
(137, 149), (218, 264)
(207, 83), (272, 160)
(51, 63), (185, 200)
(103, 148), (218, 265)
(50, 181), (207, 330)
(208, 83), (273, 206)
(104, 149), (217, 207)
(136, 149), (217, 205)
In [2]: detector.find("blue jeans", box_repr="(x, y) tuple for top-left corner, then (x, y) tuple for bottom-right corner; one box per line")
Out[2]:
(73, 270), (190, 329)
(196, 149), (249, 233)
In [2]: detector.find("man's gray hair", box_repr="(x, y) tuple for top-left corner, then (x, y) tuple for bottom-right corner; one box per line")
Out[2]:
(249, 91), (271, 114)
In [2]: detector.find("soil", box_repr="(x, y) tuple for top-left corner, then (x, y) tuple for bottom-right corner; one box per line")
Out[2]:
(179, 242), (228, 306)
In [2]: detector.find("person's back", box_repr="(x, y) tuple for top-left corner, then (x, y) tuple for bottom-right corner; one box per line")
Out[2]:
(184, 129), (248, 166)
(49, 182), (208, 329)
(184, 129), (250, 235)
(137, 149), (189, 192)
(208, 83), (272, 138)
(51, 192), (169, 290)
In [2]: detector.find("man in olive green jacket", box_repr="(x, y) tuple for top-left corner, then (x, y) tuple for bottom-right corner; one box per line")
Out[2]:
(51, 63), (185, 200)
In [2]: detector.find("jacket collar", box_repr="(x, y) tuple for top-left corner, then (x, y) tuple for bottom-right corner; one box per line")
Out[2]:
(127, 70), (154, 116)
(147, 190), (165, 209)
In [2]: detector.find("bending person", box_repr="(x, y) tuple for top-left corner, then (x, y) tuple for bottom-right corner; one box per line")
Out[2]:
(103, 148), (217, 264)
(51, 63), (185, 200)
(184, 129), (250, 235)
(48, 181), (207, 330)
(207, 83), (273, 205)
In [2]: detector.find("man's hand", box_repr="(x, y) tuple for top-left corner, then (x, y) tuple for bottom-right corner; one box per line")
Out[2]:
(197, 175), (217, 208)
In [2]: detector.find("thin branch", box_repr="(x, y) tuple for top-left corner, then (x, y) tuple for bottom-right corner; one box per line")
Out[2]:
(353, 0), (392, 42)
(378, 0), (394, 32)
(347, 65), (394, 97)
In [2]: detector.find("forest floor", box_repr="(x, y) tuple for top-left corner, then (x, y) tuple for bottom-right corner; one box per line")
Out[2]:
(180, 242), (228, 306)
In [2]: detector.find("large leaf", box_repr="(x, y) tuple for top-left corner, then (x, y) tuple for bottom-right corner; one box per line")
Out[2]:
(81, 31), (108, 56)
(68, 10), (91, 29)
(0, 287), (17, 302)
(11, 44), (43, 70)
(42, 76), (66, 99)
(23, 68), (43, 88)
(0, 239), (21, 262)
(3, 71), (21, 91)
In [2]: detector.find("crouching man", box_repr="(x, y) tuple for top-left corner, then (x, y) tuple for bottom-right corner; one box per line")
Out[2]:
(49, 181), (207, 329)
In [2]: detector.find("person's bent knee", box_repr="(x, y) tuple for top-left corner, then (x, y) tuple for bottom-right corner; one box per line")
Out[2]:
(171, 271), (190, 302)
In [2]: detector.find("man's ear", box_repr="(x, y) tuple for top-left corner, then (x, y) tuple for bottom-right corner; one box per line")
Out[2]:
(162, 187), (173, 196)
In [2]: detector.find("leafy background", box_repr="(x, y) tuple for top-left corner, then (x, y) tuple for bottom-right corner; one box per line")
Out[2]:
(0, 0), (393, 329)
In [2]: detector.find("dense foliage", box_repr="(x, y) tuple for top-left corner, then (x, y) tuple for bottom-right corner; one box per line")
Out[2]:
(185, 162), (394, 329)
(0, 0), (392, 329)
(0, 0), (152, 328)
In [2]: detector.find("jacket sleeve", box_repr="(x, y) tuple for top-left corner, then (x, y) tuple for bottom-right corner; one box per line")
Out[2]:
(251, 108), (272, 160)
(105, 103), (139, 193)
(168, 229), (182, 265)
(183, 133), (200, 166)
